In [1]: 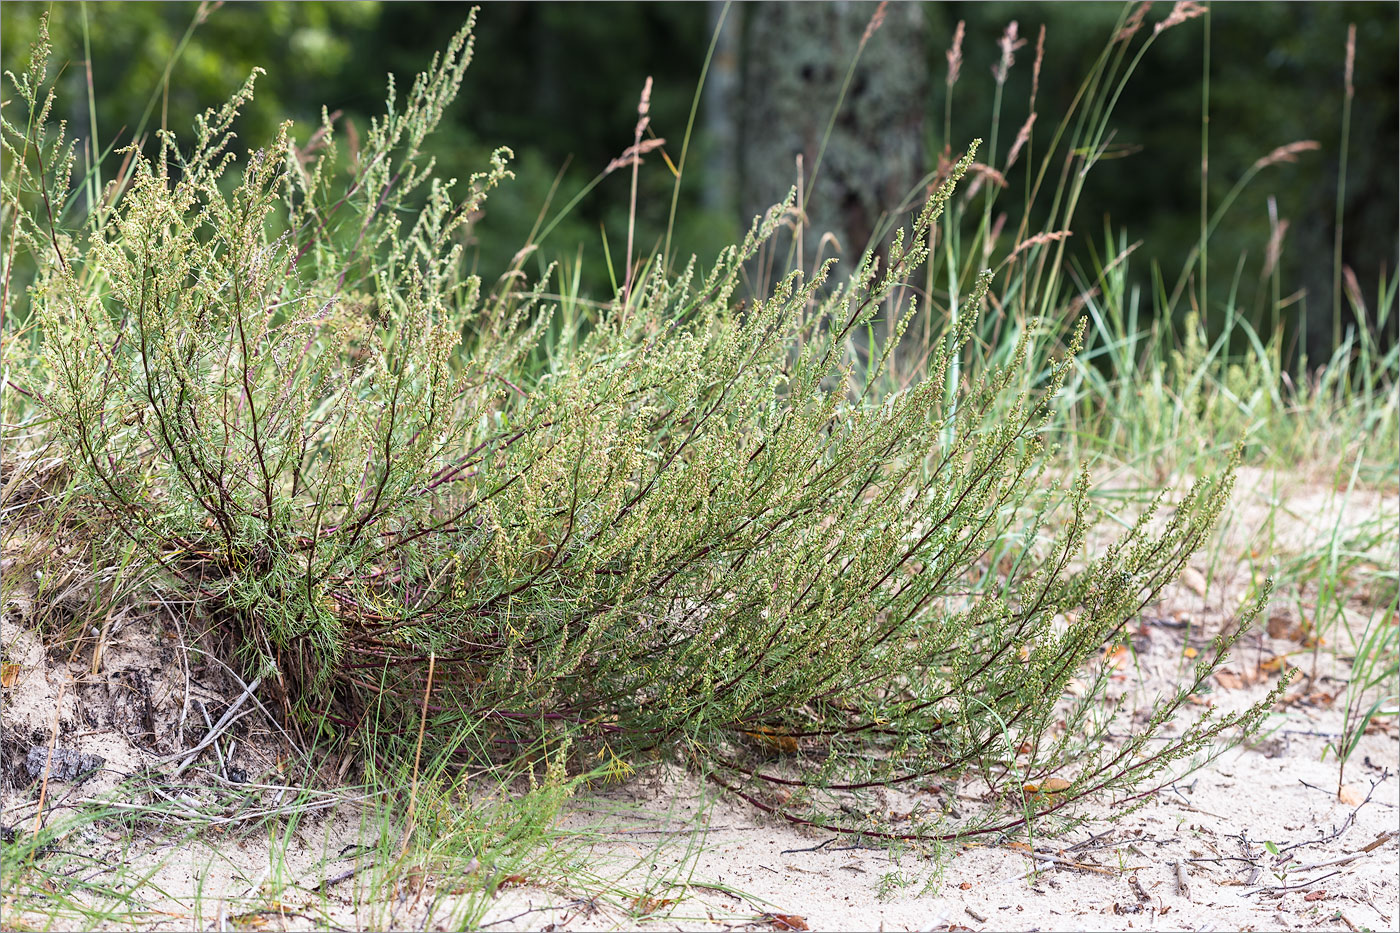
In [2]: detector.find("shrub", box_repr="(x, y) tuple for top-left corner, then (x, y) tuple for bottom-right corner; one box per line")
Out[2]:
(4, 14), (1279, 841)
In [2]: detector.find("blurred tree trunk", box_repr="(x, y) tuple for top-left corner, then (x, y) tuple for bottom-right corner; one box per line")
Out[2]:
(736, 1), (927, 285)
(702, 1), (741, 216)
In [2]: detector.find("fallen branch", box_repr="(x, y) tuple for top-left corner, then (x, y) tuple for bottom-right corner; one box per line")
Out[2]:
(1017, 848), (1118, 876)
(1245, 868), (1343, 895)
(312, 867), (361, 893)
(162, 676), (262, 776)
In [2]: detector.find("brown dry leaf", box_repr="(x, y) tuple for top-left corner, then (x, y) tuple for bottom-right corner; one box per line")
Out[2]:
(632, 895), (679, 915)
(1213, 671), (1247, 690)
(228, 912), (272, 930)
(1364, 716), (1396, 735)
(1266, 614), (1304, 641)
(1103, 644), (1130, 670)
(743, 726), (799, 754)
(1338, 785), (1365, 806)
(1040, 777), (1073, 793)
(959, 881), (973, 890)
(0, 663), (19, 688)
(762, 913), (810, 931)
(1214, 664), (1268, 690)
(1182, 646), (1198, 659)
(1304, 890), (1328, 902)
(1005, 841), (1033, 852)
(1180, 566), (1208, 596)
(1281, 682), (1339, 709)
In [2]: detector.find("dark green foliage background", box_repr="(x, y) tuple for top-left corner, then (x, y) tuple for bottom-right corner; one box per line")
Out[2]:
(2, 1), (1395, 356)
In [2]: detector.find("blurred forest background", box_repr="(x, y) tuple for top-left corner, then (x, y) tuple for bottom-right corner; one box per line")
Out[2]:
(3, 1), (1395, 358)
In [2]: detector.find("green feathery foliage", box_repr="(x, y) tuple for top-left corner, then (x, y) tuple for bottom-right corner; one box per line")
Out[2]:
(3, 13), (1282, 842)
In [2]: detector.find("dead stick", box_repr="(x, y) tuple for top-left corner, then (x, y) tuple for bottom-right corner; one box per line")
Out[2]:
(197, 700), (228, 780)
(1245, 869), (1343, 895)
(31, 680), (70, 838)
(165, 676), (262, 775)
(1359, 831), (1397, 853)
(1175, 859), (1191, 900)
(312, 867), (361, 892)
(1022, 850), (1118, 876)
(1290, 849), (1385, 873)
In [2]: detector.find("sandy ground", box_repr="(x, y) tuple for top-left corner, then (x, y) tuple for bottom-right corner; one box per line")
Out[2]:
(2, 472), (1396, 932)
(470, 697), (1398, 932)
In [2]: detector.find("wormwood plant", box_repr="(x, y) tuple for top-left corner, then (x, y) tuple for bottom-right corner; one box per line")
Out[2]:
(4, 15), (1280, 842)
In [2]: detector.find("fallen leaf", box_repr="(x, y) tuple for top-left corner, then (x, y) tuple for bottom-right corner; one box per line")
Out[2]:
(762, 913), (810, 931)
(960, 881), (972, 890)
(0, 664), (18, 688)
(632, 895), (679, 915)
(491, 874), (529, 894)
(228, 909), (287, 930)
(1103, 644), (1130, 670)
(1266, 614), (1304, 641)
(1040, 777), (1073, 793)
(743, 726), (799, 754)
(1214, 666), (1265, 690)
(1180, 566), (1208, 597)
(1005, 841), (1032, 852)
(1304, 690), (1337, 707)
(1364, 715), (1395, 735)
(1304, 890), (1328, 902)
(1182, 646), (1198, 659)
(400, 866), (426, 896)
(1338, 785), (1364, 806)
